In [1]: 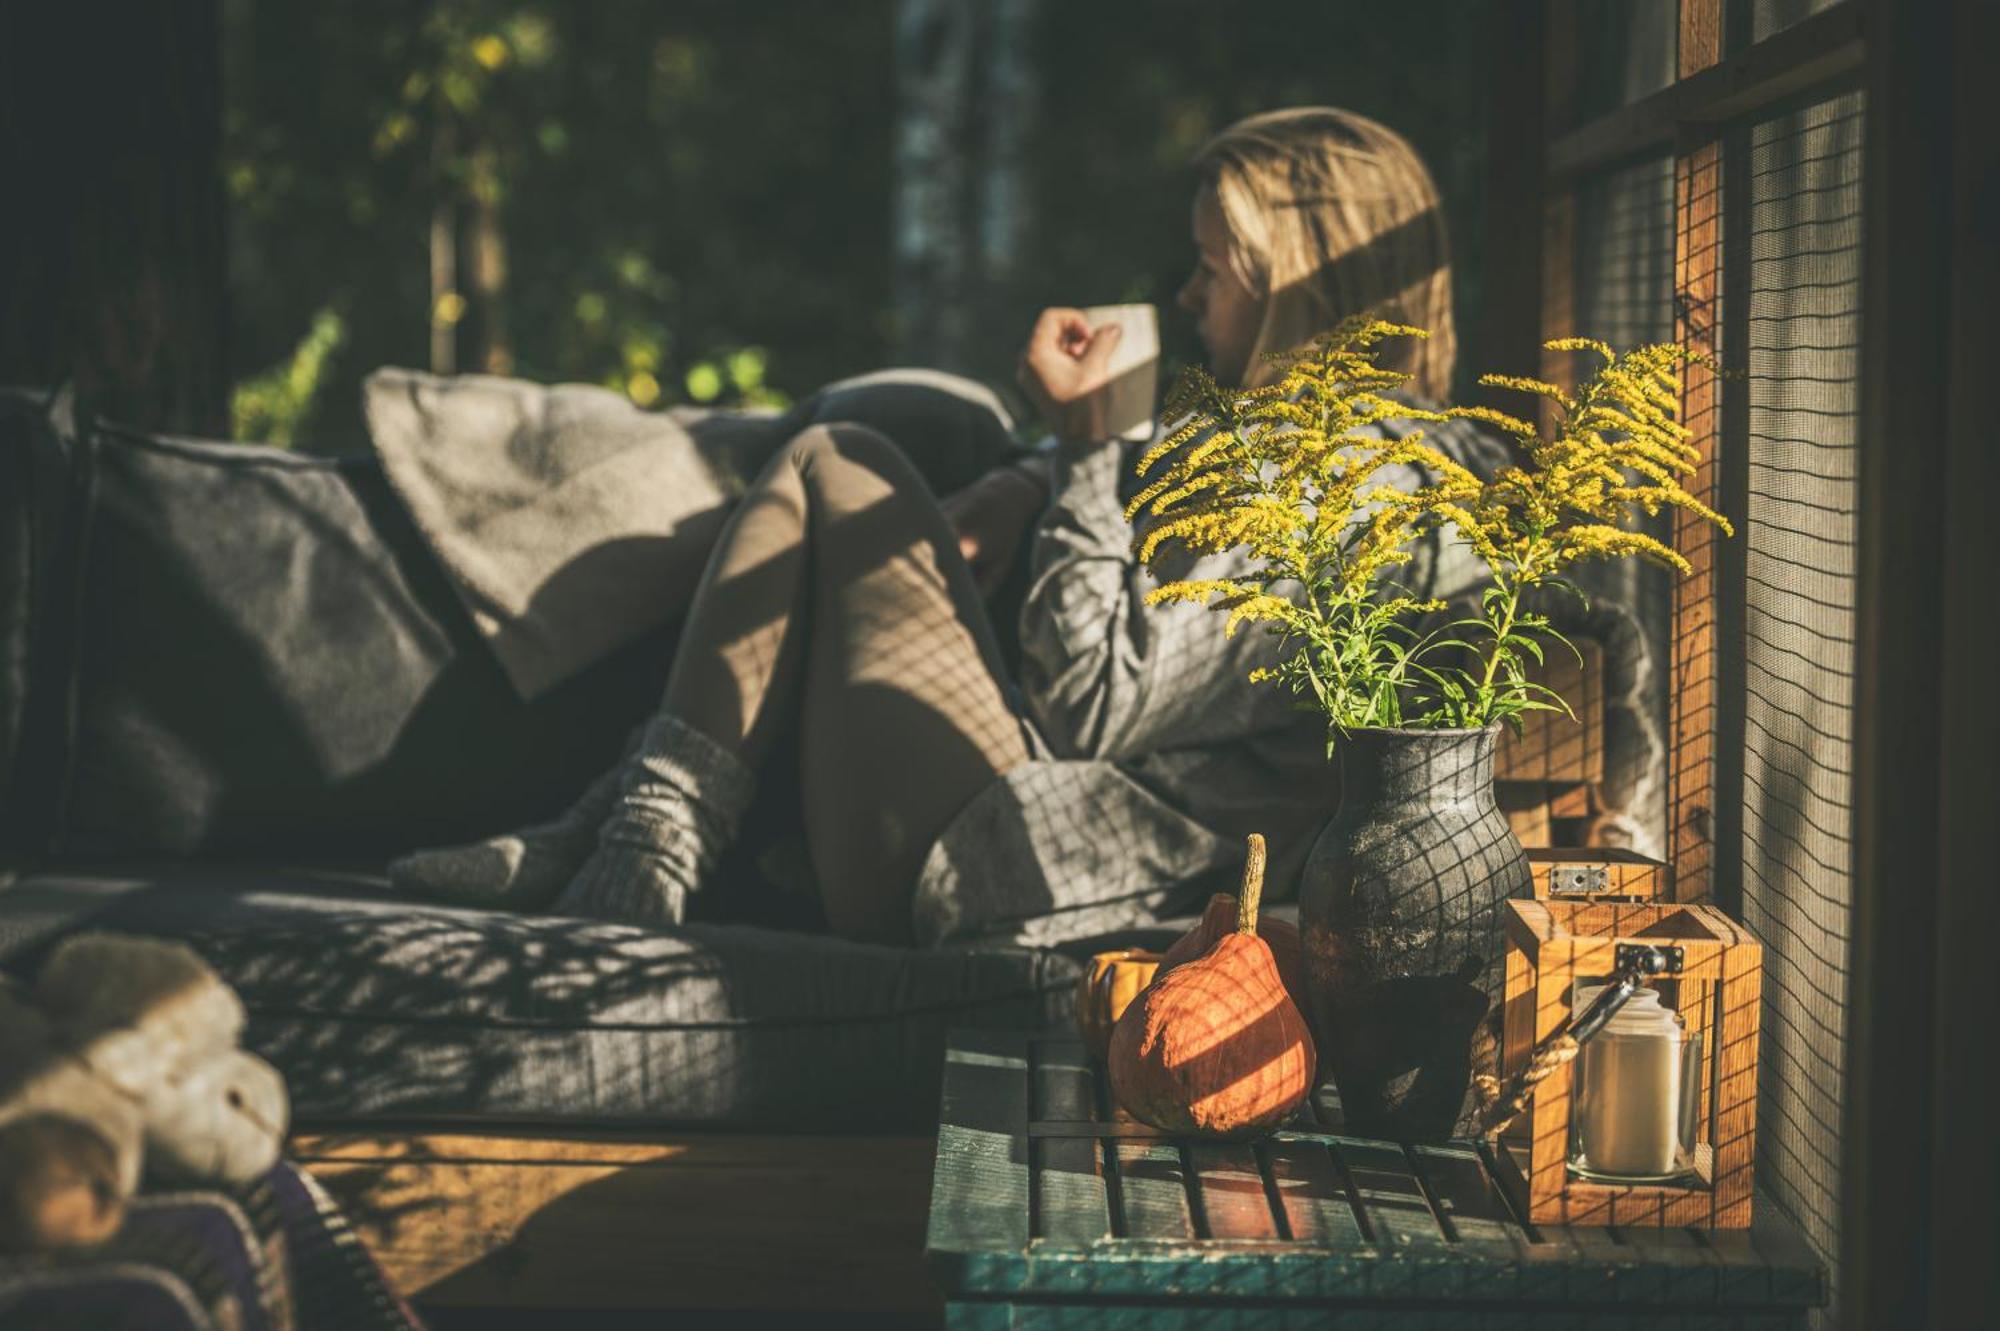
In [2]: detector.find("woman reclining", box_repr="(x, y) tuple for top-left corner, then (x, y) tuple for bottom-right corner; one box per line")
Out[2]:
(391, 106), (1510, 947)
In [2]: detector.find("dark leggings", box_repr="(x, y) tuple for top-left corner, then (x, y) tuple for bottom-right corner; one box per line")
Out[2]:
(658, 423), (1031, 943)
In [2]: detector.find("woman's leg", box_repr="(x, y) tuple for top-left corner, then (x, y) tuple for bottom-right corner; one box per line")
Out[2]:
(788, 425), (1030, 942)
(557, 422), (1029, 934)
(389, 419), (821, 911)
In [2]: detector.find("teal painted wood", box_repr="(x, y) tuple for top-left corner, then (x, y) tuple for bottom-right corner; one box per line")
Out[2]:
(1110, 1140), (1194, 1238)
(1187, 1141), (1279, 1239)
(1261, 1139), (1364, 1247)
(946, 1302), (1811, 1330)
(925, 1031), (1827, 1322)
(1032, 1039), (1110, 1247)
(926, 1028), (1032, 1259)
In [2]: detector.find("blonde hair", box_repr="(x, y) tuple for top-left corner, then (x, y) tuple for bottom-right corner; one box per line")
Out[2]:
(1193, 107), (1455, 400)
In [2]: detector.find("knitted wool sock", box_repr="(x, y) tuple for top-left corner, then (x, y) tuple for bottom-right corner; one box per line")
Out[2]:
(551, 712), (756, 927)
(386, 731), (638, 910)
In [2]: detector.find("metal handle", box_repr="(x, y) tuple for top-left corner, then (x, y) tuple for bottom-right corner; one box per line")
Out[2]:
(1569, 943), (1682, 1045)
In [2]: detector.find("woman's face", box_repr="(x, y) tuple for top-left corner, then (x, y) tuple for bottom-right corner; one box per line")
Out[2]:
(1176, 188), (1264, 387)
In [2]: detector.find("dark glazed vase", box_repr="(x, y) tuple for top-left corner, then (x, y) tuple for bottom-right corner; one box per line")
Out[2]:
(1299, 725), (1529, 1141)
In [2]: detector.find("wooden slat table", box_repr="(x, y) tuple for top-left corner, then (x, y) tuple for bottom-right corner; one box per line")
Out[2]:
(926, 1030), (1825, 1329)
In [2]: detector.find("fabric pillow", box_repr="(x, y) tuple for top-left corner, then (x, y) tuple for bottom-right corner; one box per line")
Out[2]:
(363, 365), (1021, 699)
(25, 418), (672, 862)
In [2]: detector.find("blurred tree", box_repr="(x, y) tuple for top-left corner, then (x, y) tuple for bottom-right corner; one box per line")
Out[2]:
(891, 0), (1039, 374)
(1, 1), (228, 435)
(219, 1), (1490, 450)
(225, 0), (894, 449)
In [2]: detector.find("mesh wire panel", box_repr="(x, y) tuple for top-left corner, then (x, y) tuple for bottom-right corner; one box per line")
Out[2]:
(1572, 155), (1679, 854)
(1752, 0), (1843, 43)
(1737, 88), (1864, 1322)
(1575, 0), (1679, 122)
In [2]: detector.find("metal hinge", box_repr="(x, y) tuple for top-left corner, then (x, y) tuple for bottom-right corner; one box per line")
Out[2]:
(1548, 863), (1611, 896)
(1615, 942), (1684, 975)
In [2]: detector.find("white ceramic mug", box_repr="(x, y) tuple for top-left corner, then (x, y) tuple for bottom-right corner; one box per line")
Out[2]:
(1080, 303), (1160, 441)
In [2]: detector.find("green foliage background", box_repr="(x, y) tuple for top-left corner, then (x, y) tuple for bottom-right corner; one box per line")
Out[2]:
(222, 1), (1488, 451)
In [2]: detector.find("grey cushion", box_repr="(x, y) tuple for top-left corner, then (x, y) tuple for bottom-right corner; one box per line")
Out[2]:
(1, 375), (1025, 866)
(0, 867), (1088, 1132)
(46, 427), (676, 861)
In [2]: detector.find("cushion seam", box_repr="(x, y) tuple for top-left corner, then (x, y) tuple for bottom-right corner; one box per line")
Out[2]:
(239, 979), (1072, 1032)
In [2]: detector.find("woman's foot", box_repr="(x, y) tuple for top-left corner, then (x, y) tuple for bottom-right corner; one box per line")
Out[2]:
(386, 733), (636, 909)
(386, 819), (595, 910)
(551, 712), (756, 926)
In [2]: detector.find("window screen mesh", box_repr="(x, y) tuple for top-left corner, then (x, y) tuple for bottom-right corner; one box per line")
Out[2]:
(1736, 87), (1863, 1323)
(1575, 0), (1678, 122)
(1751, 0), (1843, 44)
(1572, 155), (1678, 855)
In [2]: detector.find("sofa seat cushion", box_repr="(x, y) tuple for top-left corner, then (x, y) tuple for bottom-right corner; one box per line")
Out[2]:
(0, 866), (1091, 1133)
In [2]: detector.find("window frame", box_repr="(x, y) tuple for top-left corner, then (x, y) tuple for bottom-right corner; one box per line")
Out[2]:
(1471, 3), (1992, 1326)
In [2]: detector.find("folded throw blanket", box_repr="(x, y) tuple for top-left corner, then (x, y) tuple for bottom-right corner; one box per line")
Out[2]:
(364, 367), (1017, 699)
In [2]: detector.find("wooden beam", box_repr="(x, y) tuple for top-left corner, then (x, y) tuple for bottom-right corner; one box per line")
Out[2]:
(1841, 0), (1961, 1322)
(0, 1), (229, 434)
(1469, 0), (1547, 406)
(1666, 0), (1726, 906)
(1546, 1), (1865, 178)
(1931, 0), (2000, 1320)
(290, 1129), (942, 1316)
(1532, 0), (1580, 432)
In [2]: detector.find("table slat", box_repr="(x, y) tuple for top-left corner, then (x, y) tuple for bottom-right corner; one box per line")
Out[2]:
(1261, 1140), (1364, 1246)
(926, 1029), (1032, 1256)
(1409, 1143), (1533, 1258)
(1333, 1140), (1449, 1252)
(1031, 1040), (1110, 1246)
(1109, 1143), (1195, 1240)
(1187, 1143), (1280, 1239)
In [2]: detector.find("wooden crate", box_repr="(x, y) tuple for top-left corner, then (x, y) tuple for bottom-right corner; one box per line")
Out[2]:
(1497, 899), (1762, 1228)
(1524, 846), (1672, 901)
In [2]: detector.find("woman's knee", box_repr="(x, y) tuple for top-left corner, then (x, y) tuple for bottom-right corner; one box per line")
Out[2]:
(781, 421), (927, 492)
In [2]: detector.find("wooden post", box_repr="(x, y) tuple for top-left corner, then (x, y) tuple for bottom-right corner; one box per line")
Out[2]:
(0, 1), (228, 435)
(1536, 0), (1579, 434)
(1667, 0), (1726, 904)
(1469, 1), (1546, 412)
(1842, 0), (1970, 1324)
(1930, 0), (2000, 1319)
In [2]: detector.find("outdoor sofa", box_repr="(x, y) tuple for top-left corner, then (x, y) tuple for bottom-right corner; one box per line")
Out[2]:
(0, 381), (1612, 1314)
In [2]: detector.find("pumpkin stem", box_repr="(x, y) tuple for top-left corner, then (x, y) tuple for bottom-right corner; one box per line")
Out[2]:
(1236, 834), (1266, 936)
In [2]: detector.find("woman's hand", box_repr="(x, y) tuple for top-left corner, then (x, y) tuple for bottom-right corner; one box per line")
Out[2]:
(1016, 307), (1124, 445)
(941, 462), (1048, 595)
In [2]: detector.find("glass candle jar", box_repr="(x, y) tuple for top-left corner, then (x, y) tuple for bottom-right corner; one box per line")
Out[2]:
(1567, 984), (1703, 1184)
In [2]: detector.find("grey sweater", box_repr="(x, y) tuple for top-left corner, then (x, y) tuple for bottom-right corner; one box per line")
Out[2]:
(911, 409), (1513, 948)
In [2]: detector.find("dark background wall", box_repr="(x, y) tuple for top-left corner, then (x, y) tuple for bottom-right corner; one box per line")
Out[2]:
(3, 0), (1492, 450)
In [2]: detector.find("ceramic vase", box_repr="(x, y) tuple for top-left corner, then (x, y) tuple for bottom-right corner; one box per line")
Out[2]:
(1298, 725), (1529, 1141)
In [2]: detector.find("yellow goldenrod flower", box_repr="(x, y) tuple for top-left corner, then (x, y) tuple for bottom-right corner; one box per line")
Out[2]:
(1126, 318), (1732, 738)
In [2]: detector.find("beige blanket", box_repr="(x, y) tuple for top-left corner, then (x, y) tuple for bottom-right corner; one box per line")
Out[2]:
(364, 367), (1016, 699)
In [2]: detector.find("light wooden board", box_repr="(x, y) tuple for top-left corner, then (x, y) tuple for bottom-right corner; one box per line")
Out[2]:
(291, 1127), (939, 1313)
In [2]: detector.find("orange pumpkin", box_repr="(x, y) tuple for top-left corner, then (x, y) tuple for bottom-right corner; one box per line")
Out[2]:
(1158, 892), (1311, 1027)
(1107, 835), (1316, 1137)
